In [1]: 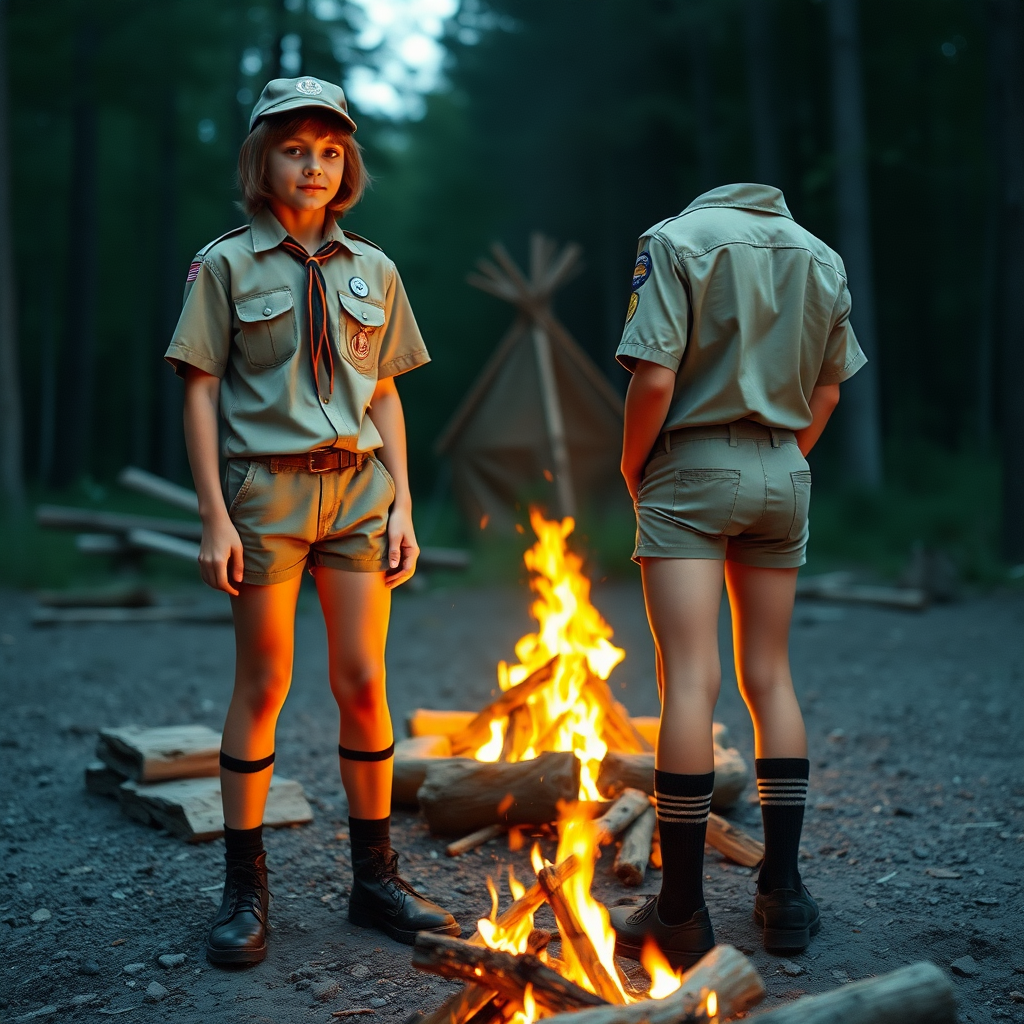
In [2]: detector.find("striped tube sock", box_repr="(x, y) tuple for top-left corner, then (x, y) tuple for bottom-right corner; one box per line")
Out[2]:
(756, 758), (809, 893)
(654, 769), (714, 925)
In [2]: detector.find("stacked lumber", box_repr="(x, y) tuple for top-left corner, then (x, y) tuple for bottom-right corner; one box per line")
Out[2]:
(85, 724), (312, 842)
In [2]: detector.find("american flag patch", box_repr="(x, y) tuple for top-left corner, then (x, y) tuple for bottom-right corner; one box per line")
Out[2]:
(186, 260), (203, 283)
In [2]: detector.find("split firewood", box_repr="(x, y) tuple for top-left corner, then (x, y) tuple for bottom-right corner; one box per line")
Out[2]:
(536, 863), (625, 1004)
(581, 677), (652, 753)
(407, 709), (476, 738)
(392, 736), (452, 808)
(418, 751), (580, 836)
(96, 725), (221, 783)
(614, 806), (657, 886)
(448, 659), (559, 756)
(412, 933), (607, 1016)
(446, 824), (507, 857)
(500, 706), (534, 761)
(36, 504), (203, 539)
(596, 746), (748, 811)
(594, 789), (650, 843)
(118, 775), (312, 841)
(706, 812), (764, 868)
(744, 961), (954, 1024)
(538, 944), (764, 1024)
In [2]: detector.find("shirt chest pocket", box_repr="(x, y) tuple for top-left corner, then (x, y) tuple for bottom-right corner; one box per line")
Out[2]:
(234, 289), (298, 368)
(338, 292), (386, 376)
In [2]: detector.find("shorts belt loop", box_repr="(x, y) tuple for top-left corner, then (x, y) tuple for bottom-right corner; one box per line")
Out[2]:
(663, 432), (672, 454)
(770, 426), (781, 448)
(728, 422), (738, 448)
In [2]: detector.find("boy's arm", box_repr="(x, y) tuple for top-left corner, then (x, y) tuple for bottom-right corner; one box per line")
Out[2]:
(368, 376), (418, 589)
(795, 383), (840, 457)
(621, 359), (677, 502)
(182, 365), (244, 595)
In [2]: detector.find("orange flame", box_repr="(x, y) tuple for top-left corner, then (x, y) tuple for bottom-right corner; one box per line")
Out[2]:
(477, 868), (535, 955)
(641, 937), (684, 999)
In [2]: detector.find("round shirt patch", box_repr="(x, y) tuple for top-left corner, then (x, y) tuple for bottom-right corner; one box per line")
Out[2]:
(295, 79), (324, 96)
(632, 251), (652, 290)
(349, 276), (369, 298)
(626, 291), (639, 324)
(350, 330), (371, 361)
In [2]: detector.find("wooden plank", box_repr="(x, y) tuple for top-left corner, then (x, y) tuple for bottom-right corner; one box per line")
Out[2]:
(36, 504), (203, 539)
(127, 528), (200, 562)
(118, 776), (312, 842)
(117, 466), (200, 514)
(96, 725), (221, 782)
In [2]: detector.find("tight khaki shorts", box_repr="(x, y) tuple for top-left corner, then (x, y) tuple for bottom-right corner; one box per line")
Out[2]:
(634, 420), (811, 568)
(224, 455), (395, 585)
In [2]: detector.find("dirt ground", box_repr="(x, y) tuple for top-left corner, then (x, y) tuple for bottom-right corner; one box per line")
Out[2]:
(1, 578), (1022, 1023)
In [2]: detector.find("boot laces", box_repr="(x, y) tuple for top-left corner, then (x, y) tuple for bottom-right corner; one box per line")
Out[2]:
(225, 861), (269, 917)
(370, 847), (420, 897)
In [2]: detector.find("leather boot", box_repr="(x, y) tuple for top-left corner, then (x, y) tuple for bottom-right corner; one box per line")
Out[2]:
(609, 895), (715, 970)
(348, 847), (460, 944)
(206, 852), (270, 966)
(754, 884), (820, 953)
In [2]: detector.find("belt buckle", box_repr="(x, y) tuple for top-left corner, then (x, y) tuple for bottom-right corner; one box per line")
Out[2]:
(308, 449), (333, 473)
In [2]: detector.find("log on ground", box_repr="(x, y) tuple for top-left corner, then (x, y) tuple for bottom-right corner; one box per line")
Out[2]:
(392, 735), (452, 808)
(418, 751), (580, 836)
(411, 933), (607, 1016)
(539, 944), (764, 1024)
(597, 747), (748, 811)
(706, 812), (764, 868)
(744, 961), (955, 1024)
(117, 776), (312, 841)
(96, 725), (221, 782)
(614, 805), (656, 886)
(446, 824), (506, 857)
(594, 788), (651, 842)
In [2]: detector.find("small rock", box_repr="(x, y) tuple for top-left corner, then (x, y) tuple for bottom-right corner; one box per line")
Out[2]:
(30, 908), (51, 924)
(144, 981), (169, 1003)
(349, 964), (370, 978)
(294, 979), (311, 991)
(975, 897), (1000, 906)
(912, 847), (929, 859)
(951, 955), (981, 978)
(1009, 991), (1024, 1003)
(110, 891), (126, 900)
(158, 953), (186, 969)
(69, 994), (97, 1007)
(925, 867), (962, 879)
(79, 961), (101, 976)
(14, 1006), (57, 1021)
(310, 979), (340, 1003)
(778, 960), (804, 976)
(370, 997), (388, 1008)
(123, 963), (146, 975)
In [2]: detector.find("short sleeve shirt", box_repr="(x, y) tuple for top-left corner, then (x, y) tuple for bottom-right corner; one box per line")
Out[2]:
(165, 208), (430, 458)
(616, 183), (866, 432)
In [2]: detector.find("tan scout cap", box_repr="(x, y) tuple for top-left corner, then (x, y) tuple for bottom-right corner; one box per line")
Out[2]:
(249, 77), (357, 133)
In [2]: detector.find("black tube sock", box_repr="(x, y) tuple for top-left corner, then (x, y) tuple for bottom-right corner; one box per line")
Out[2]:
(223, 824), (264, 865)
(755, 757), (809, 893)
(654, 769), (714, 926)
(349, 816), (391, 860)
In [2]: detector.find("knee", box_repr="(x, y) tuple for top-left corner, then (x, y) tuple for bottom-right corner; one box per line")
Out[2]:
(236, 669), (291, 722)
(737, 660), (792, 706)
(331, 659), (386, 717)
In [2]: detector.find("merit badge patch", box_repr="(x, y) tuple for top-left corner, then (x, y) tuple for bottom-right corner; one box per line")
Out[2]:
(186, 260), (202, 283)
(350, 329), (372, 361)
(295, 79), (324, 96)
(349, 276), (369, 298)
(626, 291), (639, 324)
(632, 251), (652, 290)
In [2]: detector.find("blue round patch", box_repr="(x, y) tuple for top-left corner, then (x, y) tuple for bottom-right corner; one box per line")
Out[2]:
(631, 251), (652, 290)
(349, 276), (369, 298)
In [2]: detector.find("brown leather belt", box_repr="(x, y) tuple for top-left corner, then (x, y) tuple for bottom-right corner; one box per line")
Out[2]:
(251, 448), (367, 473)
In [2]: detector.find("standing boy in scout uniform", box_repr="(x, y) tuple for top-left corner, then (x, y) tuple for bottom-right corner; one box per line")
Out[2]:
(165, 77), (458, 966)
(609, 184), (866, 966)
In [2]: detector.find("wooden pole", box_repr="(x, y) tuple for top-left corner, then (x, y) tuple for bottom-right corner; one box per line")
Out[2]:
(532, 325), (576, 519)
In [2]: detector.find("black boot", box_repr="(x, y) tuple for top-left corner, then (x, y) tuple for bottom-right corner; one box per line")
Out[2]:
(206, 852), (270, 966)
(609, 896), (715, 970)
(348, 847), (460, 944)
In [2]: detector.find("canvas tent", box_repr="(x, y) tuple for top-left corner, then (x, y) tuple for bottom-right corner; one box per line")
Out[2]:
(435, 234), (624, 533)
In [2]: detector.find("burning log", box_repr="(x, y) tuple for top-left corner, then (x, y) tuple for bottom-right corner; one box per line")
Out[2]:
(536, 863), (626, 1005)
(418, 751), (580, 836)
(448, 659), (559, 756)
(594, 789), (651, 843)
(613, 806), (657, 887)
(538, 944), (765, 1024)
(500, 706), (534, 761)
(580, 678), (652, 753)
(596, 747), (748, 812)
(745, 961), (954, 1024)
(446, 824), (507, 858)
(706, 813), (764, 868)
(408, 709), (476, 738)
(412, 933), (607, 1016)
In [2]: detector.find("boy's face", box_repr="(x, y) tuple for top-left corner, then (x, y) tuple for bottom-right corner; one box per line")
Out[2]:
(266, 129), (345, 213)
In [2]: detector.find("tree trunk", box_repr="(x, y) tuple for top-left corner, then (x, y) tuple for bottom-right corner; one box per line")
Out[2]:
(0, 0), (22, 511)
(37, 297), (57, 487)
(743, 0), (782, 187)
(987, 0), (1024, 561)
(826, 0), (884, 489)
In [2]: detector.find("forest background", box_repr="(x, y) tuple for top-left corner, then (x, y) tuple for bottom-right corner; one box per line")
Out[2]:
(0, 0), (1022, 588)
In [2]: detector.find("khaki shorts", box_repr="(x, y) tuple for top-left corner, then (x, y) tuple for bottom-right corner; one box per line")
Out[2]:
(634, 421), (811, 568)
(224, 455), (395, 584)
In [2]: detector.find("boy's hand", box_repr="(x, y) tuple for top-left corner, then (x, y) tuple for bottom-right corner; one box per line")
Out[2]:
(198, 514), (245, 596)
(384, 505), (419, 590)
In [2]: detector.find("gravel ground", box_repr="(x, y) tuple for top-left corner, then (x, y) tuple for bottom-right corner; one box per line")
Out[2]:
(0, 580), (1022, 1023)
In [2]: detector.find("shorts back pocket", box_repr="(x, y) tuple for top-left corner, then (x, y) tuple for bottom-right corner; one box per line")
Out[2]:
(788, 469), (812, 541)
(673, 468), (742, 536)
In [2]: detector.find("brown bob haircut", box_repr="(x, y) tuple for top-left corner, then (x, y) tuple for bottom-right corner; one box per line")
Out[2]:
(237, 110), (368, 217)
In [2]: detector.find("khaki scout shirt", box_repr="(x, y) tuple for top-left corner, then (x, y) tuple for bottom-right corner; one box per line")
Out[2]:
(616, 183), (867, 432)
(165, 207), (430, 457)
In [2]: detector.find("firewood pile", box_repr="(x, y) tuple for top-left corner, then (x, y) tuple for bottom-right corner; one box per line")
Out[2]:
(85, 725), (313, 842)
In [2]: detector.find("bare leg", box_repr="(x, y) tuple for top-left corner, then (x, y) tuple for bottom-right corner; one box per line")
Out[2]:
(221, 575), (303, 829)
(724, 562), (806, 758)
(640, 557), (725, 774)
(313, 567), (393, 819)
